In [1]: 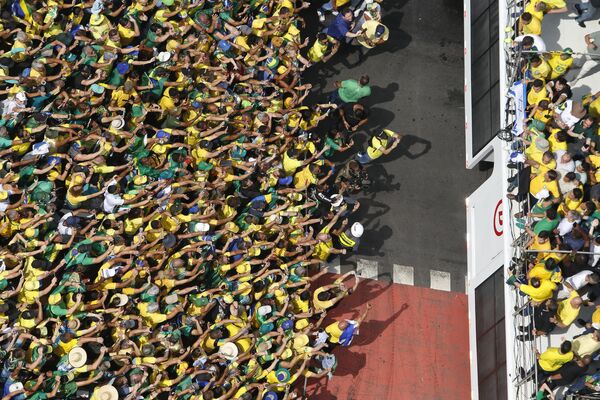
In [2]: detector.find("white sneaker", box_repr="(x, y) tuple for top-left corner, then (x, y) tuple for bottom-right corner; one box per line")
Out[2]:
(331, 10), (339, 16)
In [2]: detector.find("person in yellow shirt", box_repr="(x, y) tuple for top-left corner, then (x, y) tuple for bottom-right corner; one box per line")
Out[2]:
(307, 33), (339, 64)
(547, 49), (573, 80)
(519, 12), (542, 35)
(527, 79), (549, 106)
(524, 0), (548, 22)
(556, 289), (583, 327)
(584, 90), (600, 119)
(558, 187), (583, 215)
(527, 258), (562, 283)
(357, 129), (403, 164)
(110, 81), (137, 108)
(529, 169), (561, 199)
(514, 277), (556, 303)
(528, 55), (552, 81)
(117, 16), (140, 46)
(538, 342), (574, 373)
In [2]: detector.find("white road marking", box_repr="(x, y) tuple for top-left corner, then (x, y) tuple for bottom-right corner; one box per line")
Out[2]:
(326, 259), (341, 274)
(393, 264), (414, 285)
(430, 270), (451, 292)
(356, 258), (379, 280)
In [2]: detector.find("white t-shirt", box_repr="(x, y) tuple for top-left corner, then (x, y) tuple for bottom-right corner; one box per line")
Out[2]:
(0, 185), (14, 212)
(103, 181), (125, 213)
(554, 150), (575, 177)
(558, 217), (580, 236)
(514, 34), (547, 52)
(556, 101), (582, 128)
(58, 212), (74, 236)
(565, 270), (593, 290)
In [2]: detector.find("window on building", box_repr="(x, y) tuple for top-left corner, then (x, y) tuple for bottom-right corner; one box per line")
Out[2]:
(475, 266), (507, 400)
(470, 0), (500, 155)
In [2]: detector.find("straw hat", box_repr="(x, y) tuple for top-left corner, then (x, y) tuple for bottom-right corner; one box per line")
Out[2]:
(219, 342), (239, 360)
(68, 347), (87, 368)
(111, 293), (128, 307)
(110, 117), (125, 130)
(95, 385), (119, 400)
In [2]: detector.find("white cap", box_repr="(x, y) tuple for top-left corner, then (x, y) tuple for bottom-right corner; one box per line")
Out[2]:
(351, 222), (364, 238)
(331, 194), (344, 207)
(8, 382), (23, 393)
(157, 52), (171, 62)
(15, 92), (26, 102)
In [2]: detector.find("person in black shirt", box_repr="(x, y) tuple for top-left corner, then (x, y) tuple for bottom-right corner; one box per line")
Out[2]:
(517, 299), (558, 341)
(542, 355), (591, 390)
(546, 77), (572, 108)
(337, 102), (369, 133)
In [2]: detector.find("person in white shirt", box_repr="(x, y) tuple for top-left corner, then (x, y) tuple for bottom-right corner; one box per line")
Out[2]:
(514, 34), (547, 53)
(0, 184), (15, 213)
(565, 270), (599, 291)
(558, 210), (582, 236)
(554, 150), (576, 178)
(554, 100), (586, 129)
(58, 212), (75, 236)
(103, 180), (125, 214)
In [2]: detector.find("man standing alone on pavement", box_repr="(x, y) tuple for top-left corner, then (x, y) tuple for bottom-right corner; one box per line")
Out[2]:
(329, 75), (371, 105)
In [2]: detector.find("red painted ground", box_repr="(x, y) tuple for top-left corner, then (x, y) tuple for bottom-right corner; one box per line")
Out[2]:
(306, 277), (471, 400)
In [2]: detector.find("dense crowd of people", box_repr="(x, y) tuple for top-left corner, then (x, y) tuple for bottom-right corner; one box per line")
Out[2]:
(0, 0), (397, 398)
(507, 0), (600, 398)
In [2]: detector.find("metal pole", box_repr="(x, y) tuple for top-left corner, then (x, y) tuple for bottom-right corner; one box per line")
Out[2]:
(521, 249), (599, 256)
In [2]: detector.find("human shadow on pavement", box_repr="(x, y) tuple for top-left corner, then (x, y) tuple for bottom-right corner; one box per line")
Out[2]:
(354, 220), (393, 257)
(385, 134), (432, 161)
(363, 82), (399, 108)
(351, 303), (409, 346)
(364, 163), (401, 194)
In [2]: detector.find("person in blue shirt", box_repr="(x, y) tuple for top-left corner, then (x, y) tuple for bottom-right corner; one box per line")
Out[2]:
(325, 9), (365, 42)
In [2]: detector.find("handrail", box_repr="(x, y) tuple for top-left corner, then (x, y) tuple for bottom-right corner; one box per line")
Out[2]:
(502, 0), (541, 398)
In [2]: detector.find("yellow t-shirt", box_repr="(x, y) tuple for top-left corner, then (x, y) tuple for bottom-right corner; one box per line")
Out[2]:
(530, 59), (551, 81)
(557, 290), (580, 326)
(325, 321), (344, 344)
(527, 87), (549, 106)
(313, 226), (333, 261)
(522, 15), (542, 35)
(529, 174), (560, 198)
(538, 347), (573, 372)
(283, 152), (303, 176)
(547, 53), (573, 80)
(519, 279), (556, 303)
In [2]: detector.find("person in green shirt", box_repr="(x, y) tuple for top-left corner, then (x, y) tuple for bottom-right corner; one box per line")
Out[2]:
(329, 75), (371, 105)
(532, 208), (560, 235)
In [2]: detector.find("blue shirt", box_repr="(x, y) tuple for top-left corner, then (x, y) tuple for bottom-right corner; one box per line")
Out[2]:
(326, 14), (350, 40)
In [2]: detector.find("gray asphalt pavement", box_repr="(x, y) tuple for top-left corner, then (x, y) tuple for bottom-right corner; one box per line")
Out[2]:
(303, 0), (489, 292)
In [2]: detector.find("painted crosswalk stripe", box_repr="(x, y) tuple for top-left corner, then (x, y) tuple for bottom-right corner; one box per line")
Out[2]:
(430, 270), (451, 291)
(326, 259), (341, 274)
(393, 264), (414, 285)
(356, 258), (379, 280)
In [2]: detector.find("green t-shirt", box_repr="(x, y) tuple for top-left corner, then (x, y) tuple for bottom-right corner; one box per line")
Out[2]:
(324, 137), (341, 157)
(0, 137), (13, 149)
(533, 216), (560, 235)
(338, 79), (371, 103)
